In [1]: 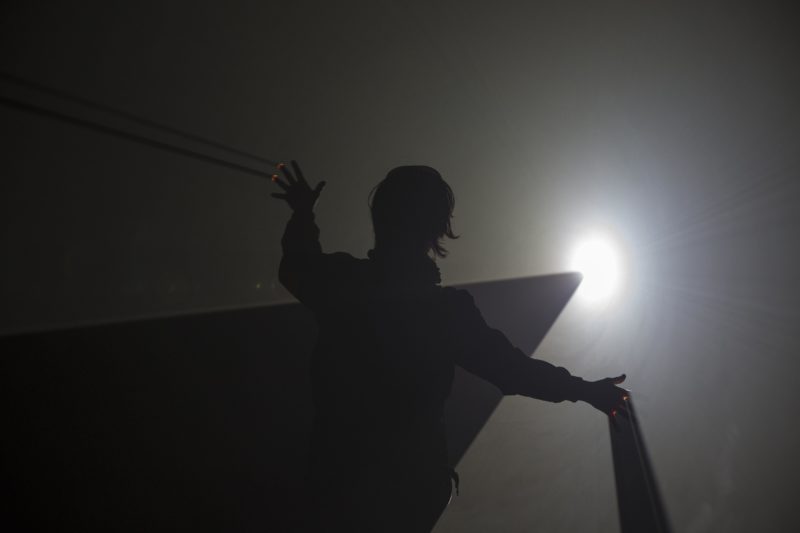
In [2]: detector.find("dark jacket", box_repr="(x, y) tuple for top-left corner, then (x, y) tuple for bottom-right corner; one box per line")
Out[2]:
(279, 209), (585, 531)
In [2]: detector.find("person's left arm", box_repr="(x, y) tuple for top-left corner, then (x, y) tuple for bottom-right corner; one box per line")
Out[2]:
(448, 287), (629, 416)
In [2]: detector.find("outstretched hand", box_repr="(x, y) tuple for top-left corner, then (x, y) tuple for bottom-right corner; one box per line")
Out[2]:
(271, 160), (326, 212)
(582, 374), (629, 418)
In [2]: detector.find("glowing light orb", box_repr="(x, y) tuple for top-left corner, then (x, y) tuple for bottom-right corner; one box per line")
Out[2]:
(570, 234), (624, 304)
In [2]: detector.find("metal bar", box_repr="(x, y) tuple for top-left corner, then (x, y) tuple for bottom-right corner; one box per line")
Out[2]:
(0, 71), (278, 167)
(0, 95), (276, 180)
(609, 397), (673, 533)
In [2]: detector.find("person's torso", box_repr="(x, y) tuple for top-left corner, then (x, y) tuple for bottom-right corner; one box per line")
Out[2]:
(308, 255), (458, 468)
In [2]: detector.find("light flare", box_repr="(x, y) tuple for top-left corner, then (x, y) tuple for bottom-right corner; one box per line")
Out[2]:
(569, 234), (625, 305)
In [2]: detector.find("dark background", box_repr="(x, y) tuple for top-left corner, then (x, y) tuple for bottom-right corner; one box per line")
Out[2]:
(1, 1), (799, 531)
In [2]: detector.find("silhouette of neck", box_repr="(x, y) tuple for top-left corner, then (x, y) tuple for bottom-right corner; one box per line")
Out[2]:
(368, 242), (441, 286)
(372, 242), (430, 260)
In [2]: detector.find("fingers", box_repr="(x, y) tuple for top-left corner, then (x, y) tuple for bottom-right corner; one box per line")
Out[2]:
(609, 387), (631, 421)
(615, 387), (629, 412)
(277, 162), (297, 185)
(271, 173), (290, 190)
(271, 160), (325, 209)
(609, 412), (620, 432)
(600, 374), (625, 385)
(610, 402), (630, 425)
(613, 385), (630, 400)
(291, 160), (309, 187)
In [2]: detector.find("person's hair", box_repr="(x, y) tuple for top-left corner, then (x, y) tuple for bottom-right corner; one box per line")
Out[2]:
(369, 165), (458, 258)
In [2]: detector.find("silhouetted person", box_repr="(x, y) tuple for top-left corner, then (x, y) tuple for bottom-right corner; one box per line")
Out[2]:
(271, 161), (628, 532)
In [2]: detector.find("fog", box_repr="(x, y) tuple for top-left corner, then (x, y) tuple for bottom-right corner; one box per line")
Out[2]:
(2, 2), (798, 531)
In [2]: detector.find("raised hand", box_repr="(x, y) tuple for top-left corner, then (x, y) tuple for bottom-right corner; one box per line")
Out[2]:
(271, 160), (326, 213)
(582, 374), (630, 418)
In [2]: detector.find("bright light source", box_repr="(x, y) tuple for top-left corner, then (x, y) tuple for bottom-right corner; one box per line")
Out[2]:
(570, 234), (624, 304)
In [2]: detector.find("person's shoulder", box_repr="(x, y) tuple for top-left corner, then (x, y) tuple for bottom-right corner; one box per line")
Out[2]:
(440, 286), (477, 307)
(438, 286), (486, 328)
(322, 252), (370, 275)
(324, 251), (361, 263)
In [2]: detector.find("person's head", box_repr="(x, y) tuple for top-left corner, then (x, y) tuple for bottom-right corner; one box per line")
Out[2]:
(369, 165), (458, 258)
